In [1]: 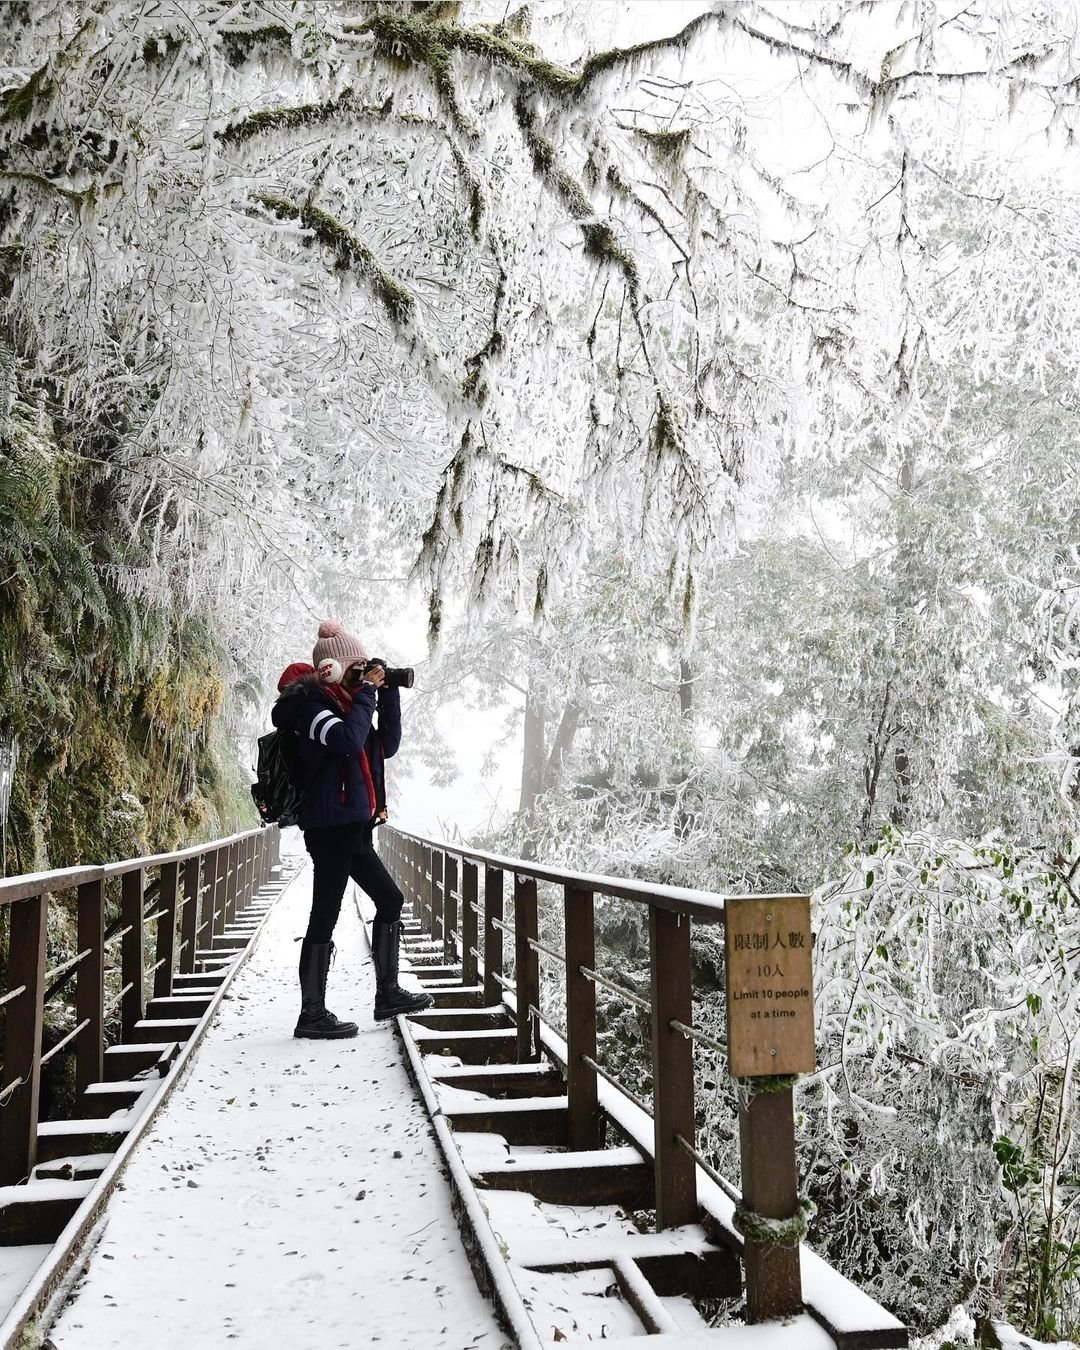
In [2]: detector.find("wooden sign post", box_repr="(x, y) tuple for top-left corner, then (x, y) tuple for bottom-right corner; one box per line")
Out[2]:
(726, 895), (815, 1323)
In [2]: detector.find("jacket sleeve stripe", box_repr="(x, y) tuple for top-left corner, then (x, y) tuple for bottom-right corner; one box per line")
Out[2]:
(309, 709), (338, 741)
(318, 717), (341, 746)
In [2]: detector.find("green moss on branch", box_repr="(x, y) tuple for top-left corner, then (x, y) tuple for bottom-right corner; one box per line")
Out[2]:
(446, 139), (484, 235)
(359, 8), (723, 103)
(218, 24), (294, 67)
(360, 10), (579, 100)
(251, 192), (414, 328)
(634, 126), (692, 165)
(217, 89), (398, 146)
(140, 22), (293, 69)
(462, 267), (507, 403)
(0, 61), (51, 124)
(513, 96), (640, 300)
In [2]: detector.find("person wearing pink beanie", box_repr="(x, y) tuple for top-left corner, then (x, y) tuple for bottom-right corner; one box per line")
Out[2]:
(272, 621), (432, 1035)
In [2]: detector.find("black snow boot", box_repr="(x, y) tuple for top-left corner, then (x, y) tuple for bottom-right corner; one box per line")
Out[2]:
(294, 939), (358, 1039)
(372, 919), (433, 1021)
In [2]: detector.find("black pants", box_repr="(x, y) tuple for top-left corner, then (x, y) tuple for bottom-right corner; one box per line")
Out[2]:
(303, 823), (403, 943)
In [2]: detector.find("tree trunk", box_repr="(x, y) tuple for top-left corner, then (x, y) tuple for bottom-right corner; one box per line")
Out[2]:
(519, 684), (547, 819)
(678, 657), (693, 718)
(890, 446), (916, 829)
(544, 702), (581, 787)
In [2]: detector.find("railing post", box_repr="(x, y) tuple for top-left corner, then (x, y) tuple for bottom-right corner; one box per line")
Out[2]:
(650, 906), (697, 1229)
(483, 866), (504, 1006)
(430, 848), (444, 944)
(180, 855), (200, 975)
(212, 846), (227, 938)
(245, 833), (256, 905)
(739, 1086), (802, 1321)
(200, 848), (220, 957)
(236, 836), (249, 913)
(225, 840), (239, 927)
(0, 892), (47, 1184)
(155, 861), (179, 999)
(121, 867), (145, 1039)
(514, 874), (540, 1062)
(462, 860), (479, 987)
(565, 885), (600, 1151)
(444, 854), (458, 966)
(417, 844), (427, 930)
(76, 876), (105, 1094)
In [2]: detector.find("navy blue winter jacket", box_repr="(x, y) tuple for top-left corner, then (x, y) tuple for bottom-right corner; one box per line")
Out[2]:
(271, 675), (401, 832)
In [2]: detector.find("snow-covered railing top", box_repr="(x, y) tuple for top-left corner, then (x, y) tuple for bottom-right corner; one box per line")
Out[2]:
(386, 826), (805, 926)
(0, 826), (269, 906)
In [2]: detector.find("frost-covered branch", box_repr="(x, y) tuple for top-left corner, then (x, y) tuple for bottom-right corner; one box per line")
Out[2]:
(250, 191), (415, 328)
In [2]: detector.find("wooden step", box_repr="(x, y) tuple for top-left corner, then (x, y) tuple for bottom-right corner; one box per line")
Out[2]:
(0, 1180), (95, 1243)
(507, 1225), (741, 1298)
(35, 1119), (131, 1163)
(77, 1078), (158, 1118)
(144, 994), (213, 1019)
(426, 985), (486, 1009)
(410, 1026), (518, 1065)
(474, 1146), (654, 1208)
(0, 1245), (53, 1319)
(103, 1042), (179, 1080)
(173, 971), (226, 991)
(131, 1018), (200, 1043)
(409, 1007), (511, 1033)
(412, 964), (462, 981)
(32, 1153), (114, 1182)
(431, 1062), (567, 1098)
(443, 1095), (569, 1147)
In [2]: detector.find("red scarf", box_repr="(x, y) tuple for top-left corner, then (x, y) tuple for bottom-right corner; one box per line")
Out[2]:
(325, 682), (352, 713)
(324, 683), (376, 814)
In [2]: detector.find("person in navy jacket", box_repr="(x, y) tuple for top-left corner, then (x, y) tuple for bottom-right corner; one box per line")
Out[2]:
(272, 620), (432, 1037)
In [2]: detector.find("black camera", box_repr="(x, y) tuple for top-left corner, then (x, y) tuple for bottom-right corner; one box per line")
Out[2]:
(361, 657), (414, 690)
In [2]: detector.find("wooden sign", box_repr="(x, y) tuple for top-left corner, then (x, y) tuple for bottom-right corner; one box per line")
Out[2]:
(725, 895), (815, 1077)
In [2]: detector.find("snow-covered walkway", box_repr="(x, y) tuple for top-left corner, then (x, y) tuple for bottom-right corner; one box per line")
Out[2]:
(49, 851), (510, 1350)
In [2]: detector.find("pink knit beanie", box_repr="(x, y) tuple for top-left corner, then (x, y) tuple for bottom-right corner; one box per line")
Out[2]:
(311, 620), (368, 683)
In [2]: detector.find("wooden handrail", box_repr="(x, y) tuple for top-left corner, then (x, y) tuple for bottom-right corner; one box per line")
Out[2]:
(388, 825), (734, 922)
(0, 828), (265, 904)
(0, 866), (105, 906)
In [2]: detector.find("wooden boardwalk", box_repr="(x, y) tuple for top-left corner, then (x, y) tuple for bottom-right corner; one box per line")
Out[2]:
(47, 850), (509, 1350)
(1, 824), (910, 1348)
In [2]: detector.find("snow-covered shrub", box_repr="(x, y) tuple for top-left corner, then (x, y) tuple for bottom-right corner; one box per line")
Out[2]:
(810, 827), (1080, 1336)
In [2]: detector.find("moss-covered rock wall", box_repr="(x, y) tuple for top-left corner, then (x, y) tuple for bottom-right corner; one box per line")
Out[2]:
(0, 366), (252, 876)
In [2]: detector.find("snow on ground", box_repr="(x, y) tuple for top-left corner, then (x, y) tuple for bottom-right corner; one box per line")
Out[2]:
(48, 851), (511, 1350)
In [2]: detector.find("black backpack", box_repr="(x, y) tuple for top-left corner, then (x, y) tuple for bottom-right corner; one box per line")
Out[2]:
(251, 728), (302, 827)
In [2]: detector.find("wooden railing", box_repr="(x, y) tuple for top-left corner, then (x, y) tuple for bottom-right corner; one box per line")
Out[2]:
(0, 826), (279, 1186)
(381, 826), (810, 1325)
